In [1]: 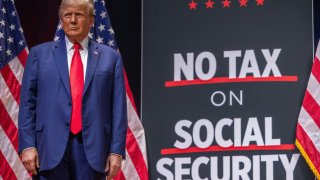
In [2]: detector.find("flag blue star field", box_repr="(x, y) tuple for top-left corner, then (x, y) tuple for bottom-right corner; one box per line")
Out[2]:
(0, 0), (27, 68)
(54, 1), (149, 179)
(0, 0), (31, 179)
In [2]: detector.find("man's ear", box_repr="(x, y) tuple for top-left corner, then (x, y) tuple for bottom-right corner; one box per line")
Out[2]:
(90, 17), (94, 27)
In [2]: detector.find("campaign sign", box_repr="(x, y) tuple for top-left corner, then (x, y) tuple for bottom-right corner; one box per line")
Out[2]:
(142, 0), (314, 179)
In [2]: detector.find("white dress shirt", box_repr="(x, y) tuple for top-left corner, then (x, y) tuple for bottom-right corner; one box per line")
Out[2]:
(65, 36), (89, 81)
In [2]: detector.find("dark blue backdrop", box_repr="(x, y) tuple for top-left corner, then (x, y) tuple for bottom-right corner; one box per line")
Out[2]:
(315, 0), (320, 47)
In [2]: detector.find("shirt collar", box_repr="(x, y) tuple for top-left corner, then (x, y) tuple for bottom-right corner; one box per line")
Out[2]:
(65, 36), (89, 52)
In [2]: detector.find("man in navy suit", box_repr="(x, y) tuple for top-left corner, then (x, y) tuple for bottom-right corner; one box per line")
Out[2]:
(18, 0), (127, 179)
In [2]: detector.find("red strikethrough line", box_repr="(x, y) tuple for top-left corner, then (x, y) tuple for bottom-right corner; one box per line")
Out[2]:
(165, 76), (298, 87)
(161, 144), (295, 155)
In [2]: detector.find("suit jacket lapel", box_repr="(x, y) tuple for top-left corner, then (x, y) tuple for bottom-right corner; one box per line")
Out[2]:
(83, 40), (100, 96)
(53, 38), (71, 98)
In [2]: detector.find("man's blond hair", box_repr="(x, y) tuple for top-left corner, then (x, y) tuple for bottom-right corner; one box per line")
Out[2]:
(59, 0), (94, 17)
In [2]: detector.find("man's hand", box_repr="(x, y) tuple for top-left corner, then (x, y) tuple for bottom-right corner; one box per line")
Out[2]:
(105, 154), (122, 180)
(21, 148), (39, 175)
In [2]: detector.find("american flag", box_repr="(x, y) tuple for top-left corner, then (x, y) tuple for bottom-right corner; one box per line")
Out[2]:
(55, 1), (149, 179)
(296, 41), (320, 179)
(0, 0), (31, 179)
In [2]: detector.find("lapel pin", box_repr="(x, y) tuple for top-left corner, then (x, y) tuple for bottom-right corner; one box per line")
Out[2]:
(94, 51), (98, 55)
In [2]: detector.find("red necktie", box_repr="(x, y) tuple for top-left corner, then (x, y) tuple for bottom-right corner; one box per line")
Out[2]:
(70, 43), (84, 134)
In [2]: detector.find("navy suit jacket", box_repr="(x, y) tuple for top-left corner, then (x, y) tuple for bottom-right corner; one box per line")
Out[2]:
(18, 38), (127, 173)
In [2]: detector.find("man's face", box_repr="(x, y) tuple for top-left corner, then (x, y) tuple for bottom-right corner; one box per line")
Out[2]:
(60, 5), (94, 43)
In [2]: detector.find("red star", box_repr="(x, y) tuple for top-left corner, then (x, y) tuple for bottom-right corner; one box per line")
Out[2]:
(188, 0), (198, 10)
(239, 0), (248, 7)
(256, 0), (264, 6)
(205, 0), (215, 8)
(222, 0), (231, 8)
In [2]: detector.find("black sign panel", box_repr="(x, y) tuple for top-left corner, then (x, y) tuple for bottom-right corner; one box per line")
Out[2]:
(142, 0), (314, 179)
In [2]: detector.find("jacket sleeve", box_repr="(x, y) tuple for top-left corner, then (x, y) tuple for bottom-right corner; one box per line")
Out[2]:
(109, 52), (128, 158)
(18, 47), (38, 153)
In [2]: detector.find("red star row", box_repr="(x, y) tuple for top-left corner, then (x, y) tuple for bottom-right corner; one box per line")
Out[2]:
(189, 0), (265, 10)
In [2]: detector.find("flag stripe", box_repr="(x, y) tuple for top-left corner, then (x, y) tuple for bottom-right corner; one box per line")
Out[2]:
(0, 74), (20, 128)
(296, 139), (320, 179)
(0, 126), (31, 180)
(297, 42), (320, 177)
(124, 71), (138, 113)
(0, 151), (17, 180)
(302, 91), (320, 129)
(0, 101), (19, 150)
(122, 48), (149, 179)
(1, 1), (31, 179)
(8, 57), (24, 84)
(298, 107), (320, 151)
(17, 49), (29, 68)
(121, 150), (140, 180)
(126, 96), (148, 164)
(311, 57), (320, 83)
(296, 124), (320, 171)
(122, 51), (148, 180)
(125, 71), (148, 167)
(306, 73), (320, 105)
(126, 127), (149, 180)
(0, 65), (21, 105)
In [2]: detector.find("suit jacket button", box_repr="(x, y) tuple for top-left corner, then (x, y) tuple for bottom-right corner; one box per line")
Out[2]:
(68, 102), (71, 106)
(66, 122), (69, 127)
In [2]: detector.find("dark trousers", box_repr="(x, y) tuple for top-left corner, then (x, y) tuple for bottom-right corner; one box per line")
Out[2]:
(33, 133), (106, 180)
